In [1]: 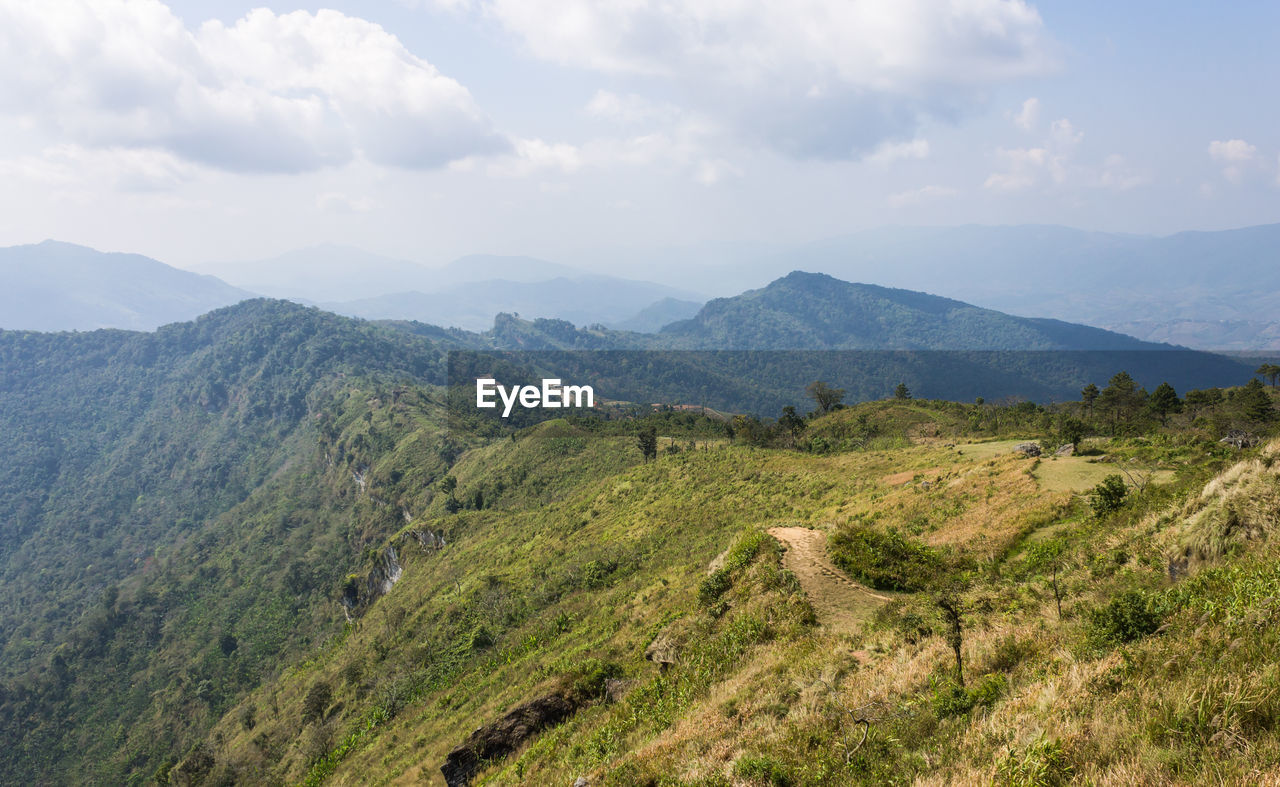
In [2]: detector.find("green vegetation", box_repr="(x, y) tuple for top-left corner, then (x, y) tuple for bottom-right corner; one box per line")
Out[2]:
(828, 522), (945, 591)
(0, 298), (1278, 785)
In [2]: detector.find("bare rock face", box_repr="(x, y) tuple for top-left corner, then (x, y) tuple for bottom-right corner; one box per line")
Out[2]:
(1013, 442), (1042, 457)
(441, 693), (578, 786)
(1055, 443), (1075, 456)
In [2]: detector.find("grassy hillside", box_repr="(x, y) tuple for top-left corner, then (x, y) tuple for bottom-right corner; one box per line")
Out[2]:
(169, 392), (1280, 785)
(2, 297), (1276, 785)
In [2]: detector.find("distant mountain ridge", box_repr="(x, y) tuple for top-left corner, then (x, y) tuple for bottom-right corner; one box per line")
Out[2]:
(193, 248), (591, 303)
(0, 241), (251, 331)
(587, 223), (1280, 349)
(195, 246), (706, 332)
(325, 276), (702, 332)
(656, 271), (1162, 350)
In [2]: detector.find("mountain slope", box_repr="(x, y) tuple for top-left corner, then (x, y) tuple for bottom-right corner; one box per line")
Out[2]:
(0, 241), (252, 331)
(0, 300), (462, 783)
(610, 296), (704, 332)
(613, 223), (1280, 348)
(173, 405), (1280, 786)
(658, 271), (1162, 350)
(414, 272), (1253, 409)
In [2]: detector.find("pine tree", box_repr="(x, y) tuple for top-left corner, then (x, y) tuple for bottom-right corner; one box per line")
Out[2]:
(1148, 382), (1181, 426)
(637, 425), (658, 461)
(1081, 383), (1099, 417)
(1240, 378), (1275, 423)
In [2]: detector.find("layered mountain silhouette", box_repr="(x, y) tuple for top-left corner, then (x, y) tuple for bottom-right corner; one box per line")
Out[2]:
(0, 241), (251, 331)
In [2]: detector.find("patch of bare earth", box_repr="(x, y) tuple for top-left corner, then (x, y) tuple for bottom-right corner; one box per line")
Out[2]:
(767, 526), (890, 633)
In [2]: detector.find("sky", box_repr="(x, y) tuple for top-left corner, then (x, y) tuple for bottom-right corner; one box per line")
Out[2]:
(0, 0), (1276, 269)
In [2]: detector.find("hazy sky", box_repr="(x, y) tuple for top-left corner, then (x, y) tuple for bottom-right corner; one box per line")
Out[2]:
(0, 0), (1276, 268)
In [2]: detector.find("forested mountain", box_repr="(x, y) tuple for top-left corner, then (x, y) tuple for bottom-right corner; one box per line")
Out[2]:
(607, 223), (1280, 349)
(0, 241), (252, 331)
(445, 272), (1252, 408)
(0, 300), (458, 782)
(656, 271), (1158, 350)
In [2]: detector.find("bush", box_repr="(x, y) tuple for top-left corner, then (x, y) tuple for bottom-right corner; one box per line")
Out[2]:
(985, 633), (1037, 673)
(1087, 591), (1164, 646)
(301, 681), (332, 724)
(1090, 474), (1128, 517)
(567, 658), (623, 702)
(699, 569), (732, 606)
(996, 736), (1074, 786)
(932, 673), (1006, 718)
(829, 523), (945, 591)
(732, 755), (793, 786)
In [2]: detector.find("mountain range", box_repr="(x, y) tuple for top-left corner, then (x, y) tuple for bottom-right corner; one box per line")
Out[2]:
(0, 291), (1275, 783)
(0, 241), (252, 332)
(5, 223), (1280, 347)
(602, 223), (1280, 349)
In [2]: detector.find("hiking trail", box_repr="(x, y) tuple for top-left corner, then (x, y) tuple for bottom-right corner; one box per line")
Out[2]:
(768, 526), (892, 632)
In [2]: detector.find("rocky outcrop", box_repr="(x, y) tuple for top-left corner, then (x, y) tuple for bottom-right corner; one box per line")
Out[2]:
(441, 693), (578, 786)
(644, 633), (679, 670)
(341, 528), (447, 618)
(1013, 442), (1042, 457)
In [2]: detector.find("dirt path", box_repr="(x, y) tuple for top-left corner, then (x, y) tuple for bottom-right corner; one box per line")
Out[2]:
(768, 526), (891, 632)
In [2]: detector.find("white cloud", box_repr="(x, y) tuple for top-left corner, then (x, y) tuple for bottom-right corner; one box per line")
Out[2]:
(459, 0), (1055, 159)
(984, 119), (1151, 193)
(1208, 139), (1257, 163)
(1208, 139), (1259, 183)
(584, 91), (681, 126)
(1013, 97), (1040, 131)
(0, 144), (199, 192)
(458, 137), (584, 178)
(1096, 154), (1146, 191)
(0, 1), (505, 173)
(984, 116), (1081, 191)
(888, 184), (958, 207)
(866, 139), (930, 166)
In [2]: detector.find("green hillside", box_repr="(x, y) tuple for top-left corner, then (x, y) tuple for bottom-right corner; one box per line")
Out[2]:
(169, 394), (1280, 786)
(0, 301), (458, 783)
(657, 272), (1160, 350)
(419, 272), (1253, 410)
(1, 299), (1278, 785)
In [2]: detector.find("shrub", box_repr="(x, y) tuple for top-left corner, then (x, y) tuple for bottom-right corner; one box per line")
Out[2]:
(302, 681), (332, 724)
(732, 755), (793, 786)
(699, 569), (732, 606)
(932, 673), (1006, 718)
(1090, 474), (1128, 517)
(985, 633), (1037, 673)
(996, 736), (1073, 786)
(968, 672), (1008, 709)
(567, 658), (623, 703)
(1087, 590), (1164, 646)
(829, 523), (945, 591)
